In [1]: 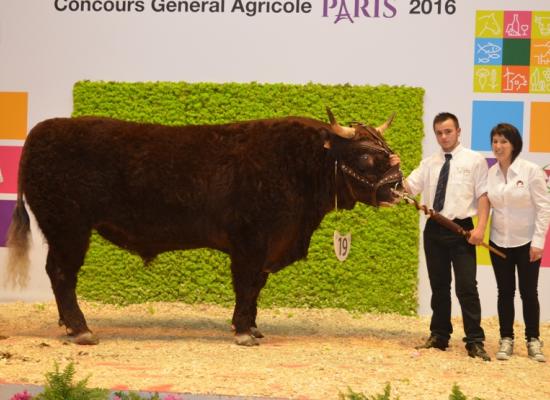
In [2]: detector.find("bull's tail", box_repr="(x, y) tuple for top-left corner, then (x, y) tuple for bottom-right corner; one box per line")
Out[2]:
(5, 194), (31, 288)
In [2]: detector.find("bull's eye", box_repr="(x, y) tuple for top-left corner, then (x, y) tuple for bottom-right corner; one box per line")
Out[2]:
(355, 154), (372, 173)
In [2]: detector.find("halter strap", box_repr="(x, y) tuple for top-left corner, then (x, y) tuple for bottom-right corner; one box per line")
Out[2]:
(340, 163), (403, 206)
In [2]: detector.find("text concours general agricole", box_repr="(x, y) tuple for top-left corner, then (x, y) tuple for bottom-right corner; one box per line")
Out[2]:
(53, 0), (313, 16)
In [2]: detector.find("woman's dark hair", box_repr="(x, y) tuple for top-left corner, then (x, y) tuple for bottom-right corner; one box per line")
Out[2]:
(490, 123), (523, 162)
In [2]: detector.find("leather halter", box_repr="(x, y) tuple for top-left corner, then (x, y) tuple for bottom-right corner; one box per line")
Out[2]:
(336, 123), (403, 206)
(340, 163), (403, 206)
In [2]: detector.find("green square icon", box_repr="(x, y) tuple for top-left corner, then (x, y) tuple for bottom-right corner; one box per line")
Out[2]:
(532, 11), (550, 39)
(476, 11), (504, 38)
(531, 67), (550, 94)
(502, 39), (531, 66)
(473, 66), (502, 92)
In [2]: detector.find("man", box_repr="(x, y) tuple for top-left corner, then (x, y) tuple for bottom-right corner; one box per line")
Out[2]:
(405, 112), (491, 361)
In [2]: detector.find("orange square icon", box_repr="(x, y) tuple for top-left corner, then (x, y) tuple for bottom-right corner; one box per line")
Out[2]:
(501, 66), (530, 93)
(530, 102), (550, 152)
(0, 92), (28, 140)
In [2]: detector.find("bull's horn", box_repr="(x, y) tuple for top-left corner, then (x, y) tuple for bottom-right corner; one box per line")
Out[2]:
(376, 113), (396, 135)
(326, 107), (356, 139)
(326, 106), (336, 125)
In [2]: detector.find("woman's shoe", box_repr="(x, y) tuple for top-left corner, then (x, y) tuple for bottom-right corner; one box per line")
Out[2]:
(527, 338), (546, 362)
(495, 337), (514, 360)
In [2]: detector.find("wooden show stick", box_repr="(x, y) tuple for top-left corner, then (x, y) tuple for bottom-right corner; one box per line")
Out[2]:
(401, 194), (506, 259)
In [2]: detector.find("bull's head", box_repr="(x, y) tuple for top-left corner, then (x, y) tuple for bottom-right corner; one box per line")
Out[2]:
(326, 108), (404, 207)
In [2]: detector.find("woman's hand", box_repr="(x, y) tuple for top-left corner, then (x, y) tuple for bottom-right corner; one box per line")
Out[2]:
(530, 246), (543, 262)
(467, 227), (485, 245)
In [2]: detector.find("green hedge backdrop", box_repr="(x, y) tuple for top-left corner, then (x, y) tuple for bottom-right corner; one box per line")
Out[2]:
(73, 81), (424, 315)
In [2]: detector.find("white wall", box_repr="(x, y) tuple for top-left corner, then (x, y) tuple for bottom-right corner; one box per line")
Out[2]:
(0, 0), (548, 320)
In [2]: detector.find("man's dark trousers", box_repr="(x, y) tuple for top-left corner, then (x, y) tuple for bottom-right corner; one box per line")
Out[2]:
(423, 217), (485, 343)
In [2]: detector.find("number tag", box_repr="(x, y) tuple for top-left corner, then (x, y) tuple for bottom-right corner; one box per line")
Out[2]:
(333, 231), (351, 262)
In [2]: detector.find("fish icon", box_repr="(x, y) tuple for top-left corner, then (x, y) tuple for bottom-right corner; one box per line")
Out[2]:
(477, 42), (501, 63)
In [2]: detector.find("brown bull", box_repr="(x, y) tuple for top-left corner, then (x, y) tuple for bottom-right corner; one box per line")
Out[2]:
(5, 109), (403, 346)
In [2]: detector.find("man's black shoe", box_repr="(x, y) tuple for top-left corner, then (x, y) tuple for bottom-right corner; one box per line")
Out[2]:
(466, 342), (491, 361)
(415, 336), (448, 350)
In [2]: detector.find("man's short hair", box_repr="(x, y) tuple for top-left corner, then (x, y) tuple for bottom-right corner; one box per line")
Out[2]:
(433, 112), (460, 131)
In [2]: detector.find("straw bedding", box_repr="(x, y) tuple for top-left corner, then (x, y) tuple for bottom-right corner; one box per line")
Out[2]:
(1, 301), (549, 399)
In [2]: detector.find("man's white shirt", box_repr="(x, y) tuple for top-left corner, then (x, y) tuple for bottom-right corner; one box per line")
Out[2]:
(406, 144), (488, 220)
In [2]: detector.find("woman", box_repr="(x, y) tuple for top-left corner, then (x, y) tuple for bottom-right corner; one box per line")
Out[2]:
(488, 123), (550, 362)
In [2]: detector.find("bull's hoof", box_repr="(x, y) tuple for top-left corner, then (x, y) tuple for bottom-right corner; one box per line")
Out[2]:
(235, 333), (260, 346)
(250, 327), (264, 339)
(73, 332), (99, 345)
(65, 327), (76, 336)
(231, 325), (264, 339)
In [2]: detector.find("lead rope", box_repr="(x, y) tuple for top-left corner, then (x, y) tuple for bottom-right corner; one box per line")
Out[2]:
(397, 192), (506, 259)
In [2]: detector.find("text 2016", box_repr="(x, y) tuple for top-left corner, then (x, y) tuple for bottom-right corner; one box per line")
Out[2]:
(409, 0), (456, 15)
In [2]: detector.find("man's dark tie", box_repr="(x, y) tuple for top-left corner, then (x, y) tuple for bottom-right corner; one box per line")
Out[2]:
(433, 153), (452, 212)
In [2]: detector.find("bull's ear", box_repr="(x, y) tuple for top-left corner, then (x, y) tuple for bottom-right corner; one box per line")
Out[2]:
(320, 128), (331, 149)
(376, 113), (396, 135)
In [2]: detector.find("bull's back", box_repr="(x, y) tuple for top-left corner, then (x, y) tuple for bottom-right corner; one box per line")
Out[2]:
(22, 116), (225, 194)
(22, 115), (328, 202)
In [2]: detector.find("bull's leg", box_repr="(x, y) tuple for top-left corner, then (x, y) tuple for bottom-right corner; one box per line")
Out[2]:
(45, 237), (97, 345)
(248, 271), (269, 339)
(230, 259), (266, 346)
(231, 271), (269, 339)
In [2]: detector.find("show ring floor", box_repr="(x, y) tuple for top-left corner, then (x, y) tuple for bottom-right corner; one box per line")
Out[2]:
(1, 301), (549, 400)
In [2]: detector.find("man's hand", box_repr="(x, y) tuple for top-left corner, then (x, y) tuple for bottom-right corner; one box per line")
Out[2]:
(389, 154), (401, 167)
(469, 194), (489, 246)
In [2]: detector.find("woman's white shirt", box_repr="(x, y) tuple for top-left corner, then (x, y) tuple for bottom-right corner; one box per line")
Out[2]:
(488, 157), (550, 249)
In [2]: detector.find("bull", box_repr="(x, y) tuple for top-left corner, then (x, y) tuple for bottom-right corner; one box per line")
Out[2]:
(5, 108), (403, 346)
